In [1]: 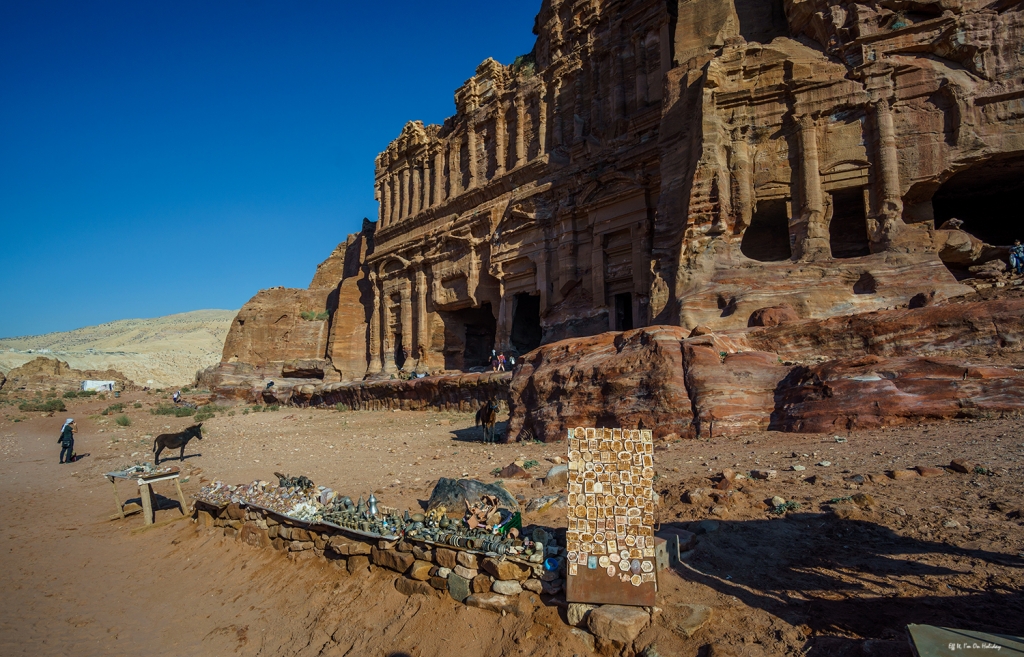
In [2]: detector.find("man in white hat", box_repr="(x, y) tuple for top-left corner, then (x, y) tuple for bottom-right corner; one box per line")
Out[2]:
(57, 418), (76, 464)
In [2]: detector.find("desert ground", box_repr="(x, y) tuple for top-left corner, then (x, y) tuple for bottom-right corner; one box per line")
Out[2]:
(0, 309), (236, 389)
(0, 390), (1022, 657)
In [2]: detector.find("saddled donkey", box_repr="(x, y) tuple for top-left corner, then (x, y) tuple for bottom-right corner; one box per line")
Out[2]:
(475, 400), (499, 444)
(153, 423), (203, 464)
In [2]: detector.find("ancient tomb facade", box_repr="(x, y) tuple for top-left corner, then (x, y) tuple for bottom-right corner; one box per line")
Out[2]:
(215, 0), (1024, 385)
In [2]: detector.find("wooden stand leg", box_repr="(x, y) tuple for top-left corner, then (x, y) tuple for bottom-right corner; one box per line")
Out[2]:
(174, 478), (188, 515)
(140, 483), (154, 525)
(110, 478), (125, 519)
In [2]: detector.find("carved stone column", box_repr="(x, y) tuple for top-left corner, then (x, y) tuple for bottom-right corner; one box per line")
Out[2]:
(410, 164), (422, 217)
(367, 271), (382, 374)
(400, 167), (411, 220)
(538, 86), (548, 154)
(388, 175), (399, 226)
(873, 98), (904, 246)
(730, 129), (753, 232)
(422, 160), (432, 210)
(634, 35), (648, 108)
(400, 282), (413, 369)
(551, 80), (563, 147)
(382, 290), (396, 374)
(794, 115), (830, 260)
(591, 230), (605, 310)
(415, 265), (429, 373)
(467, 123), (479, 189)
(514, 96), (526, 168)
(612, 46), (625, 136)
(450, 136), (462, 197)
(495, 104), (507, 177)
(376, 181), (386, 227)
(433, 148), (444, 206)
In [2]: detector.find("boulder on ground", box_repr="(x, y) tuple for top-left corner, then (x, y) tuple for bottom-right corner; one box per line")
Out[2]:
(464, 592), (517, 614)
(587, 605), (650, 644)
(426, 478), (519, 513)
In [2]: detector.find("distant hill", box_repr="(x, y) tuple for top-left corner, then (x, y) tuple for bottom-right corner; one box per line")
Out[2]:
(0, 310), (237, 388)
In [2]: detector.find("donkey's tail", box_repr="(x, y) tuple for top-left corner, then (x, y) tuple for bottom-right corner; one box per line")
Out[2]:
(152, 438), (158, 453)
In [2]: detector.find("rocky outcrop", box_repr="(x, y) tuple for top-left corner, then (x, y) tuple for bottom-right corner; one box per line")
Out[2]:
(0, 357), (134, 393)
(291, 371), (511, 412)
(509, 298), (1024, 441)
(507, 326), (692, 442)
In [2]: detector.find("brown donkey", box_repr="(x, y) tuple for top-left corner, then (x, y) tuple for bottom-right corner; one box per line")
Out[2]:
(153, 423), (203, 464)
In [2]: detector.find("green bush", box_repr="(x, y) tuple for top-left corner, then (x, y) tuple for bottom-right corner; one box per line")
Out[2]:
(133, 402), (142, 409)
(335, 403), (350, 412)
(62, 391), (78, 399)
(301, 310), (330, 321)
(101, 403), (125, 416)
(251, 405), (263, 412)
(194, 409), (214, 422)
(18, 399), (66, 412)
(115, 415), (131, 427)
(150, 404), (195, 418)
(266, 404), (280, 412)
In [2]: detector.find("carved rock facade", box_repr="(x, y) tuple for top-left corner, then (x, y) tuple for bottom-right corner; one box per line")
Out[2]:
(208, 0), (1024, 399)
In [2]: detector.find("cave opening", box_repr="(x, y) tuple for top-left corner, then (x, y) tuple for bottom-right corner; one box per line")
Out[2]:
(741, 199), (792, 261)
(440, 303), (496, 371)
(394, 333), (406, 369)
(829, 188), (871, 258)
(735, 0), (788, 44)
(614, 292), (634, 331)
(510, 293), (542, 355)
(932, 155), (1024, 246)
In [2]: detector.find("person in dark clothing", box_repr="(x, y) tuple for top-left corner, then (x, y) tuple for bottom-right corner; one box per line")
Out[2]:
(57, 418), (76, 464)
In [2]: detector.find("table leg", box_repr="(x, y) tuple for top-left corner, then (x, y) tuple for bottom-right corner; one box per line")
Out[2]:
(174, 478), (188, 515)
(140, 483), (154, 525)
(110, 478), (125, 519)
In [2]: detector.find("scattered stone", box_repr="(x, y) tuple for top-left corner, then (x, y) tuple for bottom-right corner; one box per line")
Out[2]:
(492, 579), (523, 595)
(750, 470), (777, 480)
(499, 463), (534, 479)
(943, 520), (961, 528)
(684, 489), (709, 504)
(428, 576), (448, 590)
(916, 466), (944, 477)
(771, 496), (786, 507)
(526, 494), (568, 512)
(671, 604), (713, 638)
(465, 592), (517, 614)
(791, 465), (806, 472)
(949, 459), (972, 474)
(395, 577), (434, 596)
(889, 469), (919, 480)
(851, 493), (876, 509)
(895, 507), (907, 517)
(710, 505), (728, 517)
(569, 628), (596, 652)
(447, 573), (472, 603)
(567, 603), (599, 628)
(587, 605), (650, 644)
(544, 464), (568, 488)
(817, 461), (832, 467)
(696, 520), (720, 534)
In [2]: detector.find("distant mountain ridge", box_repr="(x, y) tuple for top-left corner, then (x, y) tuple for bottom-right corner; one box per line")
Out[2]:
(0, 309), (237, 388)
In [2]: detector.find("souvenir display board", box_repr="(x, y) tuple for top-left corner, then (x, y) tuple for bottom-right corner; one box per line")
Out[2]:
(564, 427), (657, 606)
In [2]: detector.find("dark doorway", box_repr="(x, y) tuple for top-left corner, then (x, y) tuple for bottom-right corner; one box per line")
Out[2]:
(614, 293), (634, 331)
(510, 293), (542, 354)
(440, 304), (496, 371)
(735, 0), (788, 44)
(394, 334), (406, 369)
(741, 199), (792, 261)
(932, 155), (1024, 246)
(829, 188), (870, 258)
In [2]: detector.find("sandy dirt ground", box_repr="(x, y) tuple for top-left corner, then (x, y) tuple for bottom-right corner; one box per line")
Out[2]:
(1, 391), (1023, 656)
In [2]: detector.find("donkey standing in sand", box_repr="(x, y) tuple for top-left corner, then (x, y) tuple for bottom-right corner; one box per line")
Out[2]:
(475, 400), (499, 444)
(153, 423), (203, 464)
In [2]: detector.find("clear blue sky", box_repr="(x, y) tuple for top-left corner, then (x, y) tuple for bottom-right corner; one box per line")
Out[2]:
(0, 1), (540, 338)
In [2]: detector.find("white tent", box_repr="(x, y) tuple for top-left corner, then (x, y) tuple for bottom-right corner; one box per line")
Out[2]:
(81, 380), (115, 392)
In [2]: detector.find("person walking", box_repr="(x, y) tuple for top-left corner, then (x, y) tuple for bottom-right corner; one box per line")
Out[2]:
(57, 418), (76, 464)
(497, 352), (507, 372)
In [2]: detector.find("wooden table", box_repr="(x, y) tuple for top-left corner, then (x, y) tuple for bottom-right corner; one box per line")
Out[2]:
(105, 466), (188, 525)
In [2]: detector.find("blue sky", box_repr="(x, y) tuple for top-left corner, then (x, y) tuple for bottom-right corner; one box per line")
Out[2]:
(0, 1), (540, 338)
